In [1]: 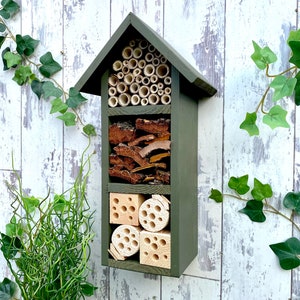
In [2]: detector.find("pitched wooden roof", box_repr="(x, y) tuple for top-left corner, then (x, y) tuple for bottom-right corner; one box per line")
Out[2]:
(75, 12), (217, 97)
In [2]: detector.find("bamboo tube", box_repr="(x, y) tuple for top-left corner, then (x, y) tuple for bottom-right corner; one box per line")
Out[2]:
(133, 47), (143, 59)
(152, 57), (160, 66)
(144, 64), (155, 77)
(131, 94), (140, 106)
(117, 72), (124, 79)
(129, 82), (140, 94)
(157, 89), (164, 96)
(122, 65), (130, 74)
(108, 87), (117, 96)
(139, 39), (148, 49)
(157, 82), (164, 90)
(154, 50), (162, 58)
(112, 60), (122, 72)
(123, 60), (128, 66)
(138, 85), (150, 98)
(156, 64), (170, 78)
(148, 44), (156, 53)
(160, 56), (167, 63)
(108, 74), (119, 86)
(129, 39), (136, 47)
(141, 98), (149, 106)
(164, 87), (171, 95)
(135, 74), (143, 84)
(128, 58), (138, 69)
(122, 46), (133, 59)
(161, 94), (171, 105)
(142, 76), (150, 86)
(118, 93), (131, 107)
(116, 82), (128, 94)
(133, 68), (142, 77)
(164, 76), (172, 85)
(150, 84), (158, 94)
(138, 59), (146, 69)
(108, 96), (118, 107)
(148, 93), (160, 105)
(145, 52), (154, 62)
(124, 73), (134, 85)
(150, 74), (158, 83)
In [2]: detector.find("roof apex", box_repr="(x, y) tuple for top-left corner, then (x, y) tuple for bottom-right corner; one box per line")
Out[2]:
(75, 12), (217, 97)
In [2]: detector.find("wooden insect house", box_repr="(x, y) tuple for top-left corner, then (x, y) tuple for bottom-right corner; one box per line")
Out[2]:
(75, 13), (217, 277)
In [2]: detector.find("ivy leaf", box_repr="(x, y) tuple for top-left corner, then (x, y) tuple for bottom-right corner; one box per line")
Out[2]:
(228, 175), (250, 195)
(16, 34), (39, 56)
(239, 200), (266, 222)
(270, 237), (300, 270)
(57, 111), (76, 126)
(53, 194), (70, 213)
(42, 81), (63, 99)
(66, 87), (88, 108)
(251, 41), (277, 70)
(83, 124), (97, 136)
(6, 216), (22, 237)
(3, 51), (21, 68)
(80, 282), (98, 296)
(209, 189), (223, 203)
(0, 23), (6, 32)
(0, 233), (22, 259)
(31, 80), (45, 99)
(0, 277), (18, 300)
(295, 72), (300, 106)
(50, 98), (68, 114)
(289, 41), (300, 68)
(0, 36), (6, 49)
(287, 29), (300, 45)
(269, 75), (297, 102)
(251, 178), (273, 201)
(22, 196), (39, 214)
(13, 65), (35, 85)
(39, 51), (62, 78)
(263, 105), (289, 129)
(1, 46), (10, 70)
(0, 0), (20, 19)
(240, 112), (259, 136)
(283, 192), (300, 214)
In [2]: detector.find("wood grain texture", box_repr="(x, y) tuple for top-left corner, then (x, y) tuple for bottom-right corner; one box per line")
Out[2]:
(1, 0), (300, 299)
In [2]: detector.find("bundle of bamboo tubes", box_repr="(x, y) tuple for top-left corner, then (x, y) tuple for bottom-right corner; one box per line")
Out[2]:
(108, 38), (172, 107)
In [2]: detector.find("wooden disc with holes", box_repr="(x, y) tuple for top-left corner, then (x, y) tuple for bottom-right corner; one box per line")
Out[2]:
(138, 196), (169, 232)
(111, 225), (141, 257)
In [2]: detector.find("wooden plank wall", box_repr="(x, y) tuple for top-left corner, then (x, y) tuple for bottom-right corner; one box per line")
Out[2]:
(0, 0), (299, 299)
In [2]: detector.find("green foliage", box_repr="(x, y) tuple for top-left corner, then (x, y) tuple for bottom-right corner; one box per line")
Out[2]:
(270, 238), (300, 270)
(0, 144), (97, 299)
(210, 175), (300, 270)
(241, 29), (300, 135)
(0, 277), (17, 300)
(0, 5), (96, 136)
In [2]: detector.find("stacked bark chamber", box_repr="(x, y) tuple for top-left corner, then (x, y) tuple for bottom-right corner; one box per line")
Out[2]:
(107, 39), (172, 269)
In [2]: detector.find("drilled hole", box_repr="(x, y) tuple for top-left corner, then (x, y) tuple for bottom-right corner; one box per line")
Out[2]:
(127, 247), (131, 251)
(128, 216), (133, 220)
(124, 236), (129, 243)
(144, 251), (149, 256)
(141, 210), (147, 217)
(146, 204), (151, 209)
(154, 205), (161, 212)
(118, 243), (124, 249)
(163, 255), (168, 260)
(151, 243), (158, 250)
(132, 240), (138, 247)
(160, 239), (166, 246)
(144, 237), (151, 244)
(153, 236), (158, 241)
(149, 213), (155, 220)
(128, 197), (132, 201)
(113, 213), (119, 219)
(121, 206), (127, 212)
(116, 234), (121, 239)
(113, 198), (119, 204)
(152, 254), (159, 261)
(158, 217), (162, 222)
(129, 206), (135, 212)
(124, 228), (130, 234)
(150, 221), (155, 228)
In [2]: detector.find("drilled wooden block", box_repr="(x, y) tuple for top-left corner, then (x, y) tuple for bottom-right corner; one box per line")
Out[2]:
(110, 193), (145, 225)
(140, 230), (171, 269)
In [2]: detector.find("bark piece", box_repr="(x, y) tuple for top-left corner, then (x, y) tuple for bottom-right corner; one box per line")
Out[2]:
(131, 163), (167, 173)
(128, 134), (156, 146)
(109, 122), (136, 145)
(150, 152), (170, 163)
(139, 140), (171, 158)
(135, 118), (170, 133)
(114, 144), (148, 166)
(109, 168), (145, 184)
(109, 154), (135, 170)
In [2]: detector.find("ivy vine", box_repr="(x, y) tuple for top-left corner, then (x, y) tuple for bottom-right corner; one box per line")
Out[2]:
(240, 29), (300, 136)
(0, 0), (96, 136)
(210, 176), (300, 270)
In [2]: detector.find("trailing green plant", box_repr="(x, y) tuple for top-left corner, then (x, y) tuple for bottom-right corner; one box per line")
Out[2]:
(210, 175), (300, 270)
(0, 140), (97, 299)
(0, 0), (96, 136)
(240, 29), (300, 136)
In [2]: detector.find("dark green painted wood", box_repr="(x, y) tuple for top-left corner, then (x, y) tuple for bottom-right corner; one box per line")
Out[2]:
(74, 13), (217, 97)
(108, 105), (171, 116)
(108, 183), (171, 195)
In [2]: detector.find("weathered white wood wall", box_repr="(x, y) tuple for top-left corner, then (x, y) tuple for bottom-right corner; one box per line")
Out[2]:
(0, 0), (299, 299)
